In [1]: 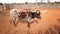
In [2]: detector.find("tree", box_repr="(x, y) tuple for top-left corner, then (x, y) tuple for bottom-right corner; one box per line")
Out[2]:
(25, 2), (28, 4)
(0, 3), (3, 5)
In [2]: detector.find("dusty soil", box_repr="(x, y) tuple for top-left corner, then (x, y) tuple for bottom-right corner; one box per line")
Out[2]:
(0, 8), (60, 34)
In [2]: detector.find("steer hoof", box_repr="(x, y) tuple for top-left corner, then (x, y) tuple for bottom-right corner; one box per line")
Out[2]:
(14, 24), (17, 27)
(27, 24), (30, 28)
(13, 23), (17, 27)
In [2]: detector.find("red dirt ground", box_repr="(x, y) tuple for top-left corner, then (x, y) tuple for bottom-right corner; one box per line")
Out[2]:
(0, 8), (60, 34)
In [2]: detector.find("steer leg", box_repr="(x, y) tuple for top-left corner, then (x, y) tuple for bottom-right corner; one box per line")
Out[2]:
(13, 17), (17, 27)
(13, 20), (17, 26)
(10, 19), (12, 24)
(27, 22), (30, 28)
(10, 17), (13, 24)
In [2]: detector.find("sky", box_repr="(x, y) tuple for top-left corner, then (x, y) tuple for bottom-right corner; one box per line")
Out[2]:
(0, 0), (60, 3)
